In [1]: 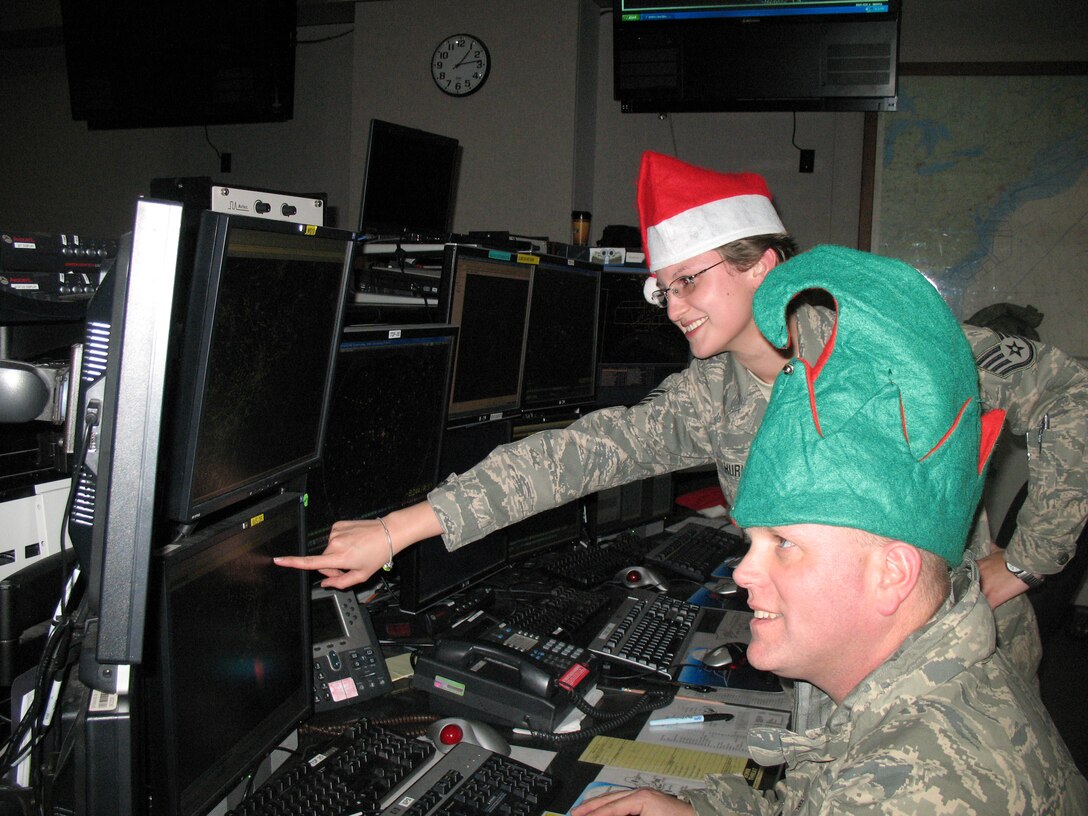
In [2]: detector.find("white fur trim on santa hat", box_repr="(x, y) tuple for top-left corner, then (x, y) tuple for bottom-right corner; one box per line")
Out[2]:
(643, 274), (660, 304)
(645, 194), (784, 273)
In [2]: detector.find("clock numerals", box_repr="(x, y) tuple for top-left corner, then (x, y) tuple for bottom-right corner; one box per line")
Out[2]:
(432, 34), (490, 97)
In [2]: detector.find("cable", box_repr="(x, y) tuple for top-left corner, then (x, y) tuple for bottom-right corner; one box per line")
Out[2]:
(518, 685), (672, 749)
(297, 27), (354, 45)
(203, 125), (223, 164)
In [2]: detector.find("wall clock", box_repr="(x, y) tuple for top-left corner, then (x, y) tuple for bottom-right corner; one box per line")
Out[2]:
(431, 34), (490, 97)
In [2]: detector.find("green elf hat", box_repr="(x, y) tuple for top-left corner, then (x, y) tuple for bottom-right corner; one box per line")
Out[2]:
(731, 245), (1005, 564)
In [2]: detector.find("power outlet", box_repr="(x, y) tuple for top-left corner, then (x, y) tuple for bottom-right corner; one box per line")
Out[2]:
(799, 149), (815, 174)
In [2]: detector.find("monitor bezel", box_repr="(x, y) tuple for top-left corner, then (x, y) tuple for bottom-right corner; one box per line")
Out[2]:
(520, 256), (601, 411)
(357, 118), (461, 240)
(304, 322), (459, 554)
(163, 212), (353, 524)
(143, 491), (311, 816)
(442, 245), (533, 424)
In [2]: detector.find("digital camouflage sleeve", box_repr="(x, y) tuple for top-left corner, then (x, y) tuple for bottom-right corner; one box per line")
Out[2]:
(966, 325), (1088, 576)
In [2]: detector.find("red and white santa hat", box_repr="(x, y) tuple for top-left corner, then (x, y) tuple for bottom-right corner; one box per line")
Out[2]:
(638, 151), (785, 303)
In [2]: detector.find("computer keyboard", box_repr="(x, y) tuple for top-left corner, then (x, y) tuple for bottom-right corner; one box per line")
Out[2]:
(586, 588), (703, 676)
(382, 742), (558, 816)
(226, 720), (435, 816)
(537, 545), (635, 588)
(537, 534), (658, 589)
(501, 585), (612, 639)
(645, 523), (746, 582)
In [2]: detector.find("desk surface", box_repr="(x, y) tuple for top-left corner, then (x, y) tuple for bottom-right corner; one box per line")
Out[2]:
(305, 522), (789, 814)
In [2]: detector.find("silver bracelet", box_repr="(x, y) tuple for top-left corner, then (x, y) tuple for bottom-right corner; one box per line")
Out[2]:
(377, 517), (395, 572)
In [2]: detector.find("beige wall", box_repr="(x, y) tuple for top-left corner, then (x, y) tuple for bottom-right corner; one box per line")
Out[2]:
(0, 0), (1085, 244)
(347, 0), (593, 240)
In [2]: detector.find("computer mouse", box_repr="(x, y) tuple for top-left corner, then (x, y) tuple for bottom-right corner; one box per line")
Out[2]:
(426, 717), (510, 756)
(615, 565), (670, 591)
(710, 577), (739, 596)
(700, 641), (748, 670)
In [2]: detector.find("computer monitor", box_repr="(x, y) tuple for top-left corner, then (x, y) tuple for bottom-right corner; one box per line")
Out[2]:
(596, 267), (690, 407)
(141, 491), (311, 816)
(67, 199), (183, 670)
(613, 0), (899, 113)
(357, 119), (461, 241)
(304, 323), (458, 554)
(162, 213), (353, 525)
(60, 200), (182, 814)
(520, 257), (600, 411)
(442, 245), (532, 423)
(587, 474), (675, 540)
(397, 420), (511, 614)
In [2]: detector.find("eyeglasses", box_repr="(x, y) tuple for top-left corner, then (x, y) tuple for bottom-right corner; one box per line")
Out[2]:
(649, 259), (726, 308)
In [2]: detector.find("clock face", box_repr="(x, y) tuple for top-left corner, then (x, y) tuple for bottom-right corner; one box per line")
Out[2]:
(431, 34), (490, 97)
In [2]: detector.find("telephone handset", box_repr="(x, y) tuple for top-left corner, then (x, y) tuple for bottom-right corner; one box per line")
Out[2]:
(428, 638), (557, 699)
(412, 629), (600, 730)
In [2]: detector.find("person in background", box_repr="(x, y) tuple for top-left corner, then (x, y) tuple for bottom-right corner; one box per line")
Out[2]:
(276, 151), (1088, 680)
(571, 244), (1088, 816)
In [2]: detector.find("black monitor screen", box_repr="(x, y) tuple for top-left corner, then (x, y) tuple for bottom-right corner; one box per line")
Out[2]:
(397, 420), (511, 614)
(143, 492), (310, 816)
(521, 258), (600, 410)
(358, 119), (460, 240)
(444, 246), (532, 422)
(596, 268), (690, 407)
(164, 214), (352, 523)
(305, 324), (457, 553)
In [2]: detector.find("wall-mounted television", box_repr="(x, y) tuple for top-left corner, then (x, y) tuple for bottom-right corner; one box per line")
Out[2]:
(613, 0), (900, 112)
(60, 0), (296, 129)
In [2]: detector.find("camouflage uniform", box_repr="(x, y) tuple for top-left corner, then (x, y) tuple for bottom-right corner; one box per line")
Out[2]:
(679, 562), (1088, 815)
(428, 304), (1088, 677)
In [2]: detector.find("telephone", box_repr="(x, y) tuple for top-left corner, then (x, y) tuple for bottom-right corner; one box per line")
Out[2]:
(311, 586), (392, 712)
(411, 631), (599, 731)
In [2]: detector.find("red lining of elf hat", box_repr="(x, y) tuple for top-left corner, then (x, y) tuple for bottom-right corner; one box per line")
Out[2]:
(799, 297), (839, 437)
(920, 398), (972, 462)
(978, 408), (1007, 474)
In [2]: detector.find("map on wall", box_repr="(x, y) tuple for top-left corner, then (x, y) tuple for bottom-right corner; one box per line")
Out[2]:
(872, 72), (1088, 359)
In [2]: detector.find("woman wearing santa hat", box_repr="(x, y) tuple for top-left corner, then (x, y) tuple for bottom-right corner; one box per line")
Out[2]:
(277, 151), (1088, 684)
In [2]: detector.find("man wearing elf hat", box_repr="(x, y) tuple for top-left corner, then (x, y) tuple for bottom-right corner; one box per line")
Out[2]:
(572, 244), (1088, 815)
(276, 152), (1088, 682)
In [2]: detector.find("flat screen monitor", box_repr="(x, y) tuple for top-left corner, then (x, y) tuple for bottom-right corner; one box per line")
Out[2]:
(587, 474), (675, 540)
(304, 323), (458, 554)
(397, 420), (511, 614)
(613, 0), (899, 113)
(521, 257), (600, 410)
(596, 267), (690, 407)
(141, 491), (311, 816)
(357, 119), (461, 241)
(442, 245), (532, 423)
(162, 213), (352, 524)
(68, 199), (182, 669)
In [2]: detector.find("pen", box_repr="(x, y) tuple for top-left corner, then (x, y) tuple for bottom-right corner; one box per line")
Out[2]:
(648, 713), (735, 727)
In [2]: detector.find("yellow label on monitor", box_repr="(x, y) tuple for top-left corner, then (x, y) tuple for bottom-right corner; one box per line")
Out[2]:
(304, 225), (318, 235)
(250, 512), (266, 527)
(516, 253), (540, 265)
